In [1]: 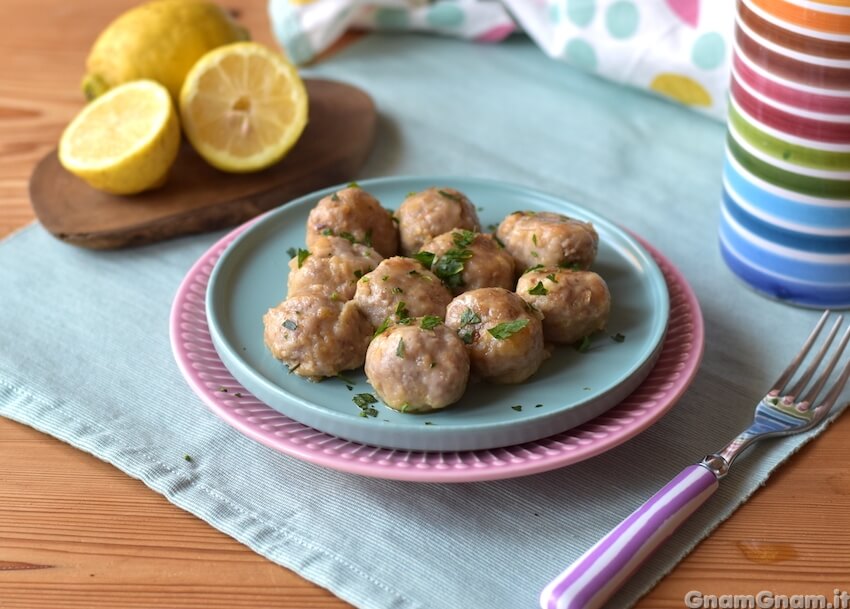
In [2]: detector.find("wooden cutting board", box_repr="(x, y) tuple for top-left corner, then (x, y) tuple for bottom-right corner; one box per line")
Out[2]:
(29, 79), (376, 249)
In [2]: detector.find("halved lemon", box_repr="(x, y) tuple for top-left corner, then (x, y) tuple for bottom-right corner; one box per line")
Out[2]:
(179, 42), (308, 173)
(59, 79), (180, 195)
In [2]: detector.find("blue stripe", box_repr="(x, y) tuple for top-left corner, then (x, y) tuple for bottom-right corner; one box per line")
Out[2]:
(724, 158), (850, 233)
(723, 188), (850, 255)
(719, 238), (850, 308)
(719, 209), (850, 284)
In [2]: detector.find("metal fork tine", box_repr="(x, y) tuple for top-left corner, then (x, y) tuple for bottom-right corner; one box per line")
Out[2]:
(813, 350), (850, 416)
(772, 310), (831, 394)
(802, 325), (850, 408)
(787, 314), (844, 399)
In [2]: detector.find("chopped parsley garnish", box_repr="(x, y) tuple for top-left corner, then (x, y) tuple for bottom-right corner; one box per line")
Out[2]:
(288, 363), (301, 374)
(459, 308), (481, 327)
(452, 229), (476, 248)
(391, 216), (400, 224)
(382, 275), (389, 281)
(396, 338), (405, 358)
(530, 251), (539, 258)
(282, 319), (298, 331)
(611, 333), (626, 343)
(296, 248), (310, 268)
(532, 234), (538, 246)
(575, 335), (592, 353)
(528, 281), (548, 296)
(424, 421), (434, 425)
(459, 330), (474, 344)
(339, 231), (357, 244)
(559, 261), (582, 271)
(348, 181), (360, 189)
(524, 264), (545, 274)
(407, 191), (417, 197)
(353, 393), (378, 417)
(546, 273), (558, 283)
(322, 228), (335, 236)
(413, 251), (436, 269)
(438, 189), (463, 203)
(392, 286), (404, 294)
(511, 405), (522, 412)
(184, 454), (193, 462)
(395, 301), (410, 320)
(420, 315), (442, 330)
(493, 235), (505, 248)
(770, 397), (780, 405)
(331, 192), (340, 202)
(330, 291), (341, 301)
(432, 247), (473, 288)
(535, 404), (543, 408)
(353, 269), (364, 280)
(364, 229), (373, 247)
(374, 317), (391, 337)
(336, 373), (356, 386)
(286, 247), (297, 259)
(488, 319), (529, 340)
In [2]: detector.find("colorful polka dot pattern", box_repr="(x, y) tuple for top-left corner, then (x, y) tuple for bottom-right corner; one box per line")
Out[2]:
(718, 0), (850, 308)
(268, 0), (735, 119)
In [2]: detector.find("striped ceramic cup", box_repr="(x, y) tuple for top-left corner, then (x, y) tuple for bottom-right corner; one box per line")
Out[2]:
(718, 0), (850, 308)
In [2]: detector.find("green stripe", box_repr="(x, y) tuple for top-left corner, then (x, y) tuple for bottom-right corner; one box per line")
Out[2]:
(727, 135), (850, 199)
(729, 104), (850, 172)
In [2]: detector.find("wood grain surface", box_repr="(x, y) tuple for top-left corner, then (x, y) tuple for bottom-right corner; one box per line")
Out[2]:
(1, 1), (849, 608)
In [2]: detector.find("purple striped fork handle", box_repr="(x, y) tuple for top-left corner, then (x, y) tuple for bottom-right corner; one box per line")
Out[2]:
(539, 464), (719, 609)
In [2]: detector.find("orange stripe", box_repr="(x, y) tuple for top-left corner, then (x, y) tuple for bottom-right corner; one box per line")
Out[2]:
(750, 0), (850, 34)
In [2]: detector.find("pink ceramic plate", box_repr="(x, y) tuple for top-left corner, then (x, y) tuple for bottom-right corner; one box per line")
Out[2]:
(170, 223), (704, 483)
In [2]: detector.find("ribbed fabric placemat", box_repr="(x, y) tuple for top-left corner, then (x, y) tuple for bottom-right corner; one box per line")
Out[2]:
(1, 35), (845, 609)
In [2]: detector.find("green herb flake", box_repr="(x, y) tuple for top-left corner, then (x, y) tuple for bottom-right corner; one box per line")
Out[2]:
(353, 269), (364, 280)
(611, 333), (626, 343)
(424, 421), (434, 425)
(296, 248), (310, 268)
(420, 315), (442, 330)
(396, 338), (405, 358)
(373, 317), (391, 337)
(184, 454), (193, 462)
(452, 229), (476, 248)
(770, 397), (780, 405)
(583, 386), (591, 391)
(528, 281), (548, 296)
(535, 404), (543, 408)
(282, 319), (298, 331)
(392, 286), (404, 294)
(395, 301), (410, 320)
(340, 231), (357, 244)
(524, 264), (545, 274)
(413, 251), (436, 269)
(488, 318), (529, 340)
(459, 307), (481, 327)
(559, 261), (582, 271)
(331, 192), (340, 202)
(433, 247), (473, 288)
(336, 373), (356, 386)
(438, 189), (463, 203)
(364, 229), (373, 247)
(530, 251), (539, 258)
(407, 191), (417, 197)
(330, 291), (341, 302)
(493, 234), (505, 248)
(286, 247), (297, 259)
(288, 363), (301, 374)
(392, 216), (400, 224)
(575, 335), (592, 353)
(459, 330), (474, 344)
(546, 273), (558, 283)
(511, 405), (523, 412)
(346, 385), (353, 391)
(322, 228), (335, 236)
(382, 275), (389, 281)
(532, 234), (538, 246)
(353, 393), (378, 417)
(347, 181), (361, 189)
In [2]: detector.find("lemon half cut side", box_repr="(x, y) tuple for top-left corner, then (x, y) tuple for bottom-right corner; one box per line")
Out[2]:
(179, 42), (309, 173)
(59, 79), (180, 195)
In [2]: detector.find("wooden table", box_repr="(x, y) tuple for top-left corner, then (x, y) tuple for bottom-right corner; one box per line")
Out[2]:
(1, 1), (848, 607)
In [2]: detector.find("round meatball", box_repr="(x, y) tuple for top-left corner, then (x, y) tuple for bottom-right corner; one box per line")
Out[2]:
(263, 294), (372, 380)
(365, 319), (470, 413)
(419, 230), (515, 295)
(516, 268), (611, 344)
(445, 288), (546, 384)
(496, 211), (598, 273)
(306, 186), (398, 257)
(353, 257), (452, 328)
(287, 236), (383, 301)
(395, 187), (480, 255)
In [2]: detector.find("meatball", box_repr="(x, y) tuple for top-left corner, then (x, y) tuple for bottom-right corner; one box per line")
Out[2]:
(516, 268), (611, 344)
(287, 236), (383, 301)
(419, 230), (515, 295)
(353, 256), (452, 328)
(445, 288), (546, 384)
(306, 186), (398, 257)
(365, 318), (470, 413)
(496, 211), (598, 273)
(395, 187), (481, 255)
(263, 294), (372, 380)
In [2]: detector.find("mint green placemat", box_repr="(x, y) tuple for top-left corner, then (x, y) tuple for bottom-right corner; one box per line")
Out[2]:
(1, 35), (845, 609)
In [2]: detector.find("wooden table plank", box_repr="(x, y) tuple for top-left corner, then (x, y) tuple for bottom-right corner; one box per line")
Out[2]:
(1, 1), (849, 607)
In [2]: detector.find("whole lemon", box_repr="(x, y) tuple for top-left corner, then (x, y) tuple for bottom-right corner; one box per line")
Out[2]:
(82, 0), (250, 101)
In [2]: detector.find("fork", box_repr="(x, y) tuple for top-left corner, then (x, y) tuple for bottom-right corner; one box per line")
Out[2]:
(539, 310), (850, 609)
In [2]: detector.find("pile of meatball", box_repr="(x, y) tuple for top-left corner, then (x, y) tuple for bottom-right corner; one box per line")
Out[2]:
(263, 185), (611, 414)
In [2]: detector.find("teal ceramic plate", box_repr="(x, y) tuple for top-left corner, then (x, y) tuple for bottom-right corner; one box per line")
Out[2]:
(206, 176), (669, 451)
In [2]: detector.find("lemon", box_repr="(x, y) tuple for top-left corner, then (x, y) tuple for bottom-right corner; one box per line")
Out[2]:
(82, 0), (250, 101)
(59, 80), (180, 195)
(179, 42), (308, 173)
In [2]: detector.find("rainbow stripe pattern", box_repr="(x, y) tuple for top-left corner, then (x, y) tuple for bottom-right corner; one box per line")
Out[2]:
(719, 0), (850, 308)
